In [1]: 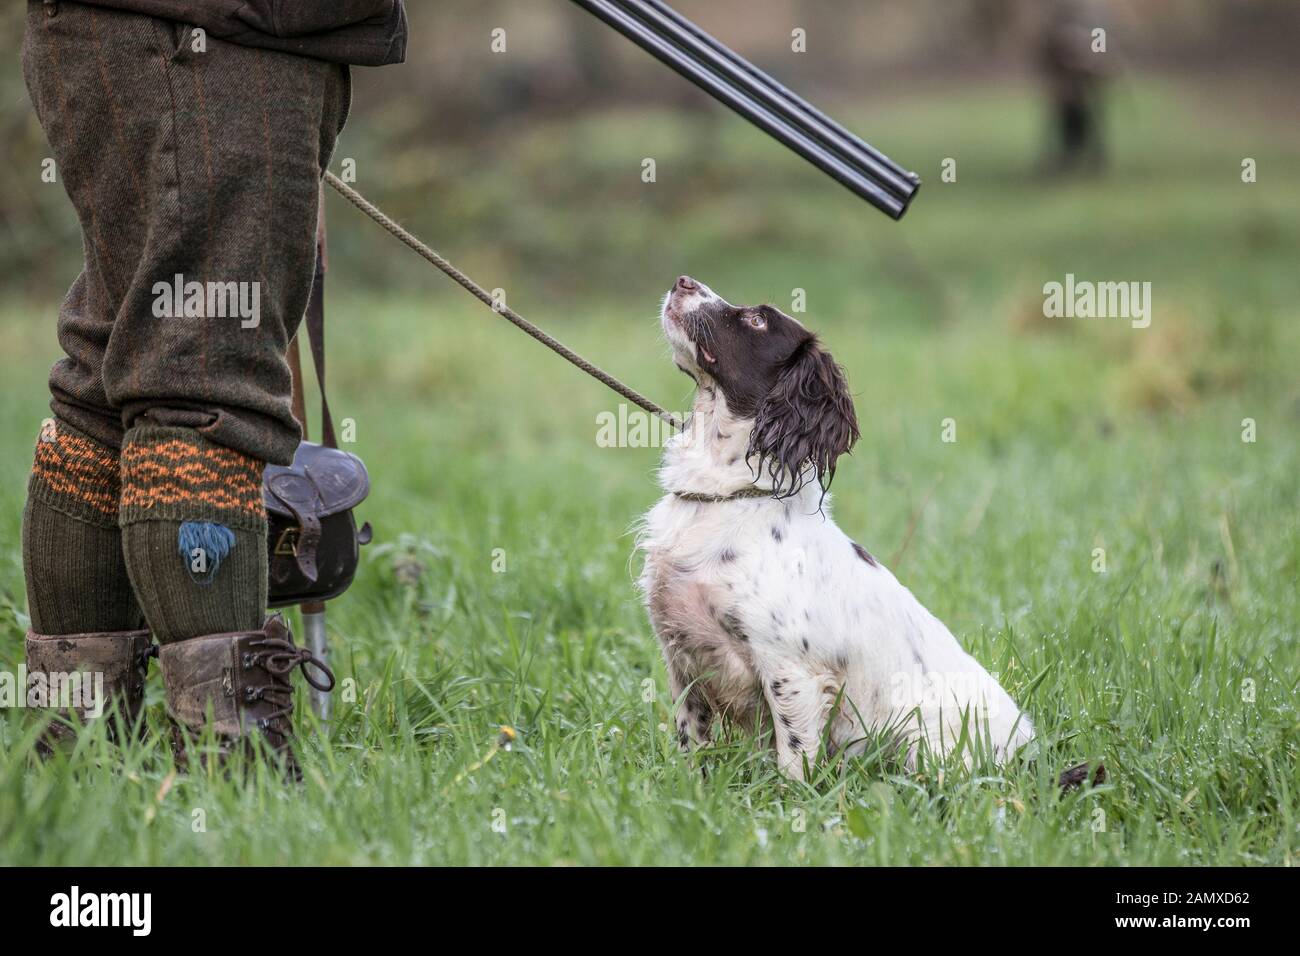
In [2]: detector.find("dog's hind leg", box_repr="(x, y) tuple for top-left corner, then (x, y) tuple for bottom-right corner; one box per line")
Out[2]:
(660, 644), (714, 751)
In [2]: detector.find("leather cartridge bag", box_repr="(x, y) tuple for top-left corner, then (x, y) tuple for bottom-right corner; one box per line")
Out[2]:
(266, 212), (372, 607)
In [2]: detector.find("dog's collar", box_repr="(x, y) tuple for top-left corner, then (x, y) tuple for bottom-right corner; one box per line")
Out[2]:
(671, 487), (773, 503)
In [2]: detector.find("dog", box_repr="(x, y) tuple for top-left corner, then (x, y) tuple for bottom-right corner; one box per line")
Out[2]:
(637, 276), (1036, 781)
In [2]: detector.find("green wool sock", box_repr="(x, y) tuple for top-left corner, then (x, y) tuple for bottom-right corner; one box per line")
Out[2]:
(119, 426), (267, 644)
(22, 421), (143, 634)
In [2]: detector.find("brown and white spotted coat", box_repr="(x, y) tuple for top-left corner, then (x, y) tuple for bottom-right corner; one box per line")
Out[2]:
(637, 277), (1034, 779)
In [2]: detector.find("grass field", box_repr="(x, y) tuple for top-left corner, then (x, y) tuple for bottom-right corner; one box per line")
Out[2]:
(1, 78), (1297, 865)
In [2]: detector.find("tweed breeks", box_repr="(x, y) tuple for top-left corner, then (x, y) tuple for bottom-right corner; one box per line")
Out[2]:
(21, 0), (351, 466)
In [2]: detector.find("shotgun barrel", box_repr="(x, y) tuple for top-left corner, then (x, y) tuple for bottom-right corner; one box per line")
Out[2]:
(569, 0), (919, 219)
(629, 0), (918, 200)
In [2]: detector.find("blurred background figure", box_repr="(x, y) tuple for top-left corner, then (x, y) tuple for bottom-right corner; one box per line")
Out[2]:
(1039, 0), (1114, 174)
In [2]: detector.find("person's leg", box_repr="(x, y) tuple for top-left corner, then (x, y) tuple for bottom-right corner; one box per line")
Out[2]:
(22, 1), (348, 753)
(22, 417), (141, 636)
(103, 16), (349, 643)
(19, 2), (153, 741)
(19, 417), (153, 744)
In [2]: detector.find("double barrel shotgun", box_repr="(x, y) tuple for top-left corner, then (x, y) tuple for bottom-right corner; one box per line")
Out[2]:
(569, 0), (921, 219)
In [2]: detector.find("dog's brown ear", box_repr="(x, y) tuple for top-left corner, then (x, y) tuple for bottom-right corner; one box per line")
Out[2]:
(748, 340), (859, 498)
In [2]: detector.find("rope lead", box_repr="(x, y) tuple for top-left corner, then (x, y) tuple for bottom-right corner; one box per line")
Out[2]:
(323, 171), (684, 432)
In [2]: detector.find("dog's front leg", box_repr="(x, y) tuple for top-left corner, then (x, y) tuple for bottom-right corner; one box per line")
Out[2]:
(759, 665), (829, 781)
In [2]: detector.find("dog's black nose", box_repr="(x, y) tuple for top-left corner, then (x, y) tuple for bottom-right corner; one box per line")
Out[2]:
(676, 275), (697, 292)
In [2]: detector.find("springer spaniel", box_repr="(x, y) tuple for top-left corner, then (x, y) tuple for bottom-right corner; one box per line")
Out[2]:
(638, 276), (1036, 781)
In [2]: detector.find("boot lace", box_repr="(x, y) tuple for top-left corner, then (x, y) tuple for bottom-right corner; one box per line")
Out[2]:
(240, 638), (336, 729)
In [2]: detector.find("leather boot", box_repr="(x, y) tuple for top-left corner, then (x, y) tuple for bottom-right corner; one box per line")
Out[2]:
(158, 613), (334, 770)
(24, 629), (155, 750)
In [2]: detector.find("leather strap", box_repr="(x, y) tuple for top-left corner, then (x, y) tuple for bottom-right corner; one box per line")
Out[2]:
(288, 182), (337, 449)
(266, 472), (323, 582)
(282, 183), (332, 598)
(288, 332), (308, 440)
(306, 184), (337, 449)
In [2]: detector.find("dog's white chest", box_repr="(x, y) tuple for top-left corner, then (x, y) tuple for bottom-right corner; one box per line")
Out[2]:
(648, 495), (874, 657)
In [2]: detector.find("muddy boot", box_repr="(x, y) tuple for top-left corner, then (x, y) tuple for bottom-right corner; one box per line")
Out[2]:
(24, 629), (155, 752)
(158, 613), (334, 774)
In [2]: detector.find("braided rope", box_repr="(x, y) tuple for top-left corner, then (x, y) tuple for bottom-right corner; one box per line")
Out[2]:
(323, 172), (683, 431)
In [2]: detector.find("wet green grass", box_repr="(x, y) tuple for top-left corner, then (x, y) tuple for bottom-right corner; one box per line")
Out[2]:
(0, 78), (1297, 865)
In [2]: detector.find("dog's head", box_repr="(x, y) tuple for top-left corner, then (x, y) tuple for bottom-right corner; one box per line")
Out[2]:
(661, 275), (859, 496)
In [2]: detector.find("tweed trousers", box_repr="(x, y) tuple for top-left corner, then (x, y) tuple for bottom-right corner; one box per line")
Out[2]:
(22, 0), (350, 466)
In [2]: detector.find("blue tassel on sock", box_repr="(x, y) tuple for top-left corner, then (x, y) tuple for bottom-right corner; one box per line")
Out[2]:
(177, 521), (236, 585)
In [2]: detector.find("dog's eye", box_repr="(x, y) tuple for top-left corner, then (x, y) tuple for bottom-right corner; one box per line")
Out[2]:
(743, 312), (767, 330)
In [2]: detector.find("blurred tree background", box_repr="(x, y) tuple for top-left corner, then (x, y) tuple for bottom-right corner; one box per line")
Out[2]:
(2, 0), (1297, 302)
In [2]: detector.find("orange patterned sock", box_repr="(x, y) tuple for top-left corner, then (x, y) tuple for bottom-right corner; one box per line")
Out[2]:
(22, 419), (143, 634)
(119, 427), (267, 644)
